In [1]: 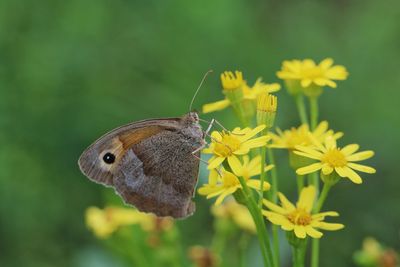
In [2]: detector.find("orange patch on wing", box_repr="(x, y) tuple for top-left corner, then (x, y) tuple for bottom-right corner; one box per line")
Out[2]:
(119, 126), (164, 149)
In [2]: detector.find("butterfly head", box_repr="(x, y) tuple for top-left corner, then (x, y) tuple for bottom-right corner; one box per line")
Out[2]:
(184, 111), (200, 125)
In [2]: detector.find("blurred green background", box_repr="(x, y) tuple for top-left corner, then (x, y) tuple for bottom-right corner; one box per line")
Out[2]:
(1, 0), (399, 266)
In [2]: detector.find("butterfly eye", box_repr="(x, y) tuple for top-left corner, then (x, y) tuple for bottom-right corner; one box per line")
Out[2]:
(103, 152), (116, 164)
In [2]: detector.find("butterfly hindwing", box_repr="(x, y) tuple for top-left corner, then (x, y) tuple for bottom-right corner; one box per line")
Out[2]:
(114, 129), (202, 218)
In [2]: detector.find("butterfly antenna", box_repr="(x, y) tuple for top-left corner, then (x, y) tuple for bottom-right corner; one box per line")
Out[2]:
(189, 70), (213, 111)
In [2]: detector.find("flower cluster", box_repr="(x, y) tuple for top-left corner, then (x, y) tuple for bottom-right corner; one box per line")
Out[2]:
(197, 64), (375, 267)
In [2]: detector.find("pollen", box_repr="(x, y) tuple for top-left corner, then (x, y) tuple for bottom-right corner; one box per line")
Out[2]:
(322, 148), (347, 167)
(287, 209), (312, 226)
(213, 132), (241, 157)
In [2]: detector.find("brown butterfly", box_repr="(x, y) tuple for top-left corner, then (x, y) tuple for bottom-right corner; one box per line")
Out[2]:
(78, 112), (204, 219)
(78, 72), (213, 219)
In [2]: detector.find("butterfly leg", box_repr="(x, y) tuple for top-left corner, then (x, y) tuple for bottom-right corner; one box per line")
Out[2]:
(199, 118), (229, 132)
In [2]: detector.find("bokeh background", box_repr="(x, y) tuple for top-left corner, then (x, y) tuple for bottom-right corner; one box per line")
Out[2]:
(1, 0), (399, 266)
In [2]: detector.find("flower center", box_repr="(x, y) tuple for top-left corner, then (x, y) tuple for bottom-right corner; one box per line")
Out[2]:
(322, 148), (347, 167)
(214, 133), (241, 157)
(287, 128), (311, 149)
(302, 67), (324, 80)
(287, 209), (312, 226)
(222, 172), (240, 187)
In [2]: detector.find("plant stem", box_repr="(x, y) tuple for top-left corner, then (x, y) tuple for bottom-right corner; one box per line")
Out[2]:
(309, 96), (321, 267)
(267, 148), (278, 203)
(292, 246), (305, 267)
(236, 180), (274, 267)
(272, 225), (280, 267)
(311, 183), (332, 267)
(296, 175), (305, 195)
(259, 144), (268, 207)
(309, 96), (319, 130)
(267, 148), (280, 267)
(295, 94), (309, 125)
(314, 183), (332, 213)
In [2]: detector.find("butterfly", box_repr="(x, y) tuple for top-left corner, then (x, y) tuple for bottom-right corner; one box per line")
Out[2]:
(78, 111), (205, 218)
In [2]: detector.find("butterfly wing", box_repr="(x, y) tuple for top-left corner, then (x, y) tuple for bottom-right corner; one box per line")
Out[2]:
(78, 118), (182, 186)
(114, 129), (202, 218)
(78, 113), (204, 218)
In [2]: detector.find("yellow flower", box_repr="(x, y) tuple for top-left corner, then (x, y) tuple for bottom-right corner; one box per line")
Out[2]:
(203, 125), (270, 169)
(263, 186), (344, 239)
(270, 121), (343, 150)
(202, 71), (280, 113)
(295, 136), (376, 184)
(198, 156), (272, 205)
(211, 199), (256, 233)
(277, 58), (348, 88)
(85, 206), (155, 238)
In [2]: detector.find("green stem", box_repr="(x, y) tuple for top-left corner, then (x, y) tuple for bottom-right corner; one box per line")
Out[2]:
(296, 175), (305, 195)
(311, 183), (332, 267)
(267, 148), (278, 203)
(292, 246), (305, 267)
(314, 183), (332, 213)
(224, 161), (272, 267)
(238, 183), (274, 267)
(309, 95), (321, 267)
(259, 145), (268, 207)
(295, 94), (309, 125)
(309, 96), (319, 130)
(272, 225), (280, 267)
(267, 148), (280, 267)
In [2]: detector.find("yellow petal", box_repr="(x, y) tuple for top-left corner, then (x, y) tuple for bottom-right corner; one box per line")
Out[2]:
(278, 193), (296, 211)
(301, 79), (312, 88)
(202, 99), (231, 113)
(325, 136), (337, 149)
(263, 212), (292, 229)
(207, 156), (226, 169)
(214, 187), (238, 205)
(321, 164), (334, 175)
(312, 211), (339, 220)
(210, 131), (222, 142)
(340, 144), (359, 156)
(347, 163), (376, 174)
(242, 136), (270, 149)
(340, 166), (363, 184)
(206, 188), (226, 198)
(319, 58), (334, 69)
(297, 186), (316, 212)
(294, 225), (307, 238)
(239, 125), (266, 141)
(198, 185), (220, 195)
(313, 121), (328, 136)
(346, 150), (374, 161)
(295, 145), (324, 158)
(296, 163), (323, 175)
(247, 180), (270, 191)
(294, 150), (321, 160)
(263, 199), (287, 214)
(227, 155), (243, 176)
(313, 221), (344, 231)
(305, 226), (323, 238)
